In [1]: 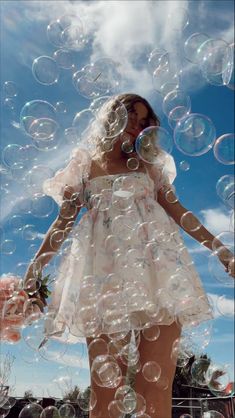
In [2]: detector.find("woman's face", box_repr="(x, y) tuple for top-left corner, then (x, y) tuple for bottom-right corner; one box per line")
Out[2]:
(124, 102), (150, 142)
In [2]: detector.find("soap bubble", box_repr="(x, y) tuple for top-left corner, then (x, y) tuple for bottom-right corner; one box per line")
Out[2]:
(142, 325), (160, 341)
(18, 402), (43, 418)
(72, 109), (96, 142)
(167, 7), (189, 31)
(179, 160), (190, 171)
(1, 239), (16, 255)
(2, 144), (24, 169)
(217, 295), (234, 319)
(53, 49), (74, 69)
(206, 363), (230, 393)
(91, 96), (128, 139)
(115, 385), (137, 414)
(224, 42), (234, 90)
(208, 251), (234, 287)
(135, 126), (173, 163)
(198, 38), (233, 86)
(191, 357), (210, 386)
(180, 211), (201, 232)
(202, 412), (225, 418)
(163, 89), (191, 120)
(77, 388), (97, 412)
(91, 354), (122, 388)
(88, 338), (109, 361)
(127, 158), (139, 170)
(148, 48), (168, 74)
(174, 113), (216, 156)
(47, 14), (84, 50)
(32, 56), (59, 85)
(20, 100), (59, 140)
(30, 194), (55, 218)
(108, 400), (126, 418)
(58, 403), (76, 418)
(213, 133), (234, 165)
(142, 361), (161, 382)
(25, 165), (54, 195)
(216, 175), (234, 209)
(212, 231), (234, 253)
(55, 101), (67, 113)
(184, 33), (210, 64)
(40, 406), (60, 418)
(3, 81), (18, 97)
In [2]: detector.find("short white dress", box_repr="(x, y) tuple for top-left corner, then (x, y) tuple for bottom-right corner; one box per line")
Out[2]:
(43, 148), (213, 343)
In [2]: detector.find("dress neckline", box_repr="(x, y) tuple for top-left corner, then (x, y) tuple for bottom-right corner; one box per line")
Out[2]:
(88, 171), (148, 183)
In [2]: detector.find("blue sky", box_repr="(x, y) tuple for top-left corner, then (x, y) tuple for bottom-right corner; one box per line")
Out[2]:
(0, 0), (234, 398)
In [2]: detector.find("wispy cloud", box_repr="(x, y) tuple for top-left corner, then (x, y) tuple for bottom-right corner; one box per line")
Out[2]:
(207, 292), (234, 319)
(199, 207), (232, 236)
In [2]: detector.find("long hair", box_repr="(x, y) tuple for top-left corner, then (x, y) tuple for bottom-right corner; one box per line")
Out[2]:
(88, 93), (161, 158)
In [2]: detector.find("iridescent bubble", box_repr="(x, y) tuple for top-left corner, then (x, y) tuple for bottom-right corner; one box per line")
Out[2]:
(184, 33), (210, 64)
(147, 48), (168, 74)
(40, 406), (60, 418)
(213, 133), (234, 165)
(72, 109), (96, 142)
(22, 224), (37, 241)
(142, 361), (161, 382)
(91, 96), (128, 139)
(135, 126), (173, 163)
(77, 388), (97, 412)
(179, 160), (190, 171)
(224, 43), (234, 90)
(26, 165), (54, 195)
(32, 56), (59, 85)
(217, 295), (234, 319)
(212, 231), (234, 253)
(206, 363), (230, 393)
(127, 158), (139, 171)
(191, 358), (210, 386)
(58, 403), (76, 418)
(167, 7), (189, 31)
(53, 49), (74, 69)
(18, 402), (43, 418)
(174, 113), (216, 156)
(3, 81), (18, 97)
(47, 15), (84, 50)
(2, 144), (24, 169)
(9, 215), (24, 234)
(20, 100), (59, 140)
(180, 211), (201, 232)
(164, 89), (191, 128)
(108, 400), (126, 418)
(202, 412), (225, 418)
(208, 251), (233, 287)
(142, 325), (160, 342)
(216, 175), (234, 209)
(30, 194), (55, 218)
(55, 101), (67, 113)
(1, 239), (16, 255)
(91, 354), (122, 388)
(115, 385), (137, 414)
(198, 38), (233, 86)
(88, 338), (109, 361)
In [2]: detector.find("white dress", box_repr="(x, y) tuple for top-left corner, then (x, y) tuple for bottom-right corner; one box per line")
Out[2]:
(43, 148), (213, 342)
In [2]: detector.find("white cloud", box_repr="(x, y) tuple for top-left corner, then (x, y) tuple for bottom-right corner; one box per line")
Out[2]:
(207, 292), (234, 319)
(199, 207), (232, 236)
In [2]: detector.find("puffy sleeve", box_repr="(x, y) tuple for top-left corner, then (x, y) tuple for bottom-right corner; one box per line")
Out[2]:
(43, 148), (91, 205)
(148, 151), (177, 195)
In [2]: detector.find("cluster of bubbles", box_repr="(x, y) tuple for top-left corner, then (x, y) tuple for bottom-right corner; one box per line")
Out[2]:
(1, 6), (234, 418)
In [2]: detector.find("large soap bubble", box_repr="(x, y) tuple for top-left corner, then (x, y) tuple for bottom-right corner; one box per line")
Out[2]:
(20, 100), (59, 140)
(216, 175), (234, 209)
(198, 38), (233, 86)
(91, 96), (128, 139)
(213, 133), (234, 165)
(174, 113), (216, 156)
(223, 42), (234, 89)
(135, 126), (173, 163)
(184, 33), (210, 64)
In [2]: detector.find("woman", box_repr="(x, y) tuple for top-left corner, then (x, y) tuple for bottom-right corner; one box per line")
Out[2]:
(3, 93), (234, 418)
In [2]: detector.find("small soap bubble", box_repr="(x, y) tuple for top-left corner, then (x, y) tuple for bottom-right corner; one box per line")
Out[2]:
(179, 160), (190, 171)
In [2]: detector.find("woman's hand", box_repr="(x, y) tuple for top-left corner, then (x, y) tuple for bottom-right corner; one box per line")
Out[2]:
(0, 275), (43, 342)
(217, 248), (235, 279)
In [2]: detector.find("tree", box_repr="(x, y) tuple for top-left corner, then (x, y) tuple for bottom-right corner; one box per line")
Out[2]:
(63, 385), (80, 402)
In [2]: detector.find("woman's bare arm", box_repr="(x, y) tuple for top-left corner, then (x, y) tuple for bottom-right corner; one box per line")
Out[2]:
(24, 186), (82, 286)
(157, 186), (234, 276)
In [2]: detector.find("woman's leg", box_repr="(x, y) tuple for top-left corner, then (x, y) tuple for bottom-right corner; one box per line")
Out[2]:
(86, 333), (129, 418)
(135, 321), (181, 418)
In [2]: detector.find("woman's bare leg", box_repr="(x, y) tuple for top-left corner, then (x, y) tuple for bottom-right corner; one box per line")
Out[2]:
(86, 333), (129, 418)
(135, 321), (181, 418)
